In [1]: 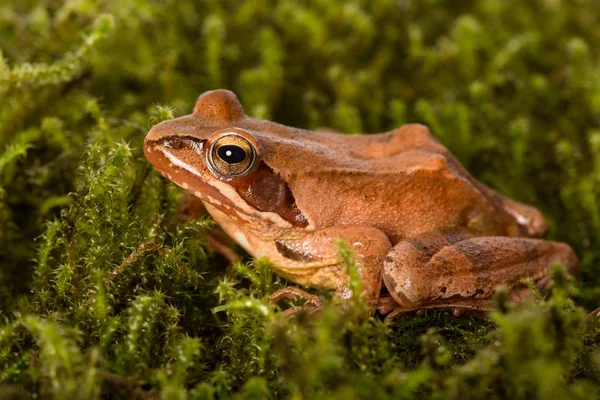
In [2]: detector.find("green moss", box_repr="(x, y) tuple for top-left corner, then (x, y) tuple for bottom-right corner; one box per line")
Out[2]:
(0, 0), (599, 398)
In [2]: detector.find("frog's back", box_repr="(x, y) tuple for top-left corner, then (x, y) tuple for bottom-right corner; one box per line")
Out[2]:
(253, 122), (548, 242)
(250, 122), (448, 175)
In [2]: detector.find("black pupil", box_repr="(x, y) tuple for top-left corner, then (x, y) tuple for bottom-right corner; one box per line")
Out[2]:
(217, 145), (247, 164)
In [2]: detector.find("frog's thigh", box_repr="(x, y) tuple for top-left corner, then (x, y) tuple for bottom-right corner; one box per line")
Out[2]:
(275, 226), (391, 299)
(382, 236), (578, 309)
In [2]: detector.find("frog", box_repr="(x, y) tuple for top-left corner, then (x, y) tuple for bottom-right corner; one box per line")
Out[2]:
(144, 89), (579, 319)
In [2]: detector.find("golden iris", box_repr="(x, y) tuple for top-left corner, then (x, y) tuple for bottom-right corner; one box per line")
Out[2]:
(208, 133), (256, 177)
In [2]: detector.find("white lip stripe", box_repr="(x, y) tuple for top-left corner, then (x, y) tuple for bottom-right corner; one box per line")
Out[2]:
(163, 150), (202, 176)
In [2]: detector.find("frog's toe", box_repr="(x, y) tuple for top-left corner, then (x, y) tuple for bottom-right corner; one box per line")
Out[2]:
(368, 295), (400, 315)
(281, 305), (323, 318)
(384, 307), (415, 321)
(269, 287), (323, 309)
(451, 307), (467, 317)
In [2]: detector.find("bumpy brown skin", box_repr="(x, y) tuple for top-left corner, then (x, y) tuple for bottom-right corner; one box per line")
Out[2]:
(144, 89), (578, 317)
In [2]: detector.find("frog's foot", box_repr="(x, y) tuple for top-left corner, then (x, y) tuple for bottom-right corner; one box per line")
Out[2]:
(369, 296), (447, 319)
(269, 287), (323, 317)
(383, 282), (544, 321)
(383, 303), (486, 321)
(370, 293), (484, 320)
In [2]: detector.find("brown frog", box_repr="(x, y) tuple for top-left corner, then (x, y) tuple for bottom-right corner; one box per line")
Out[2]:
(144, 89), (578, 318)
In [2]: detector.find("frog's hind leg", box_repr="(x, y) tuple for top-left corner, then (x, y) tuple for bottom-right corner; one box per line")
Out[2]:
(382, 235), (578, 314)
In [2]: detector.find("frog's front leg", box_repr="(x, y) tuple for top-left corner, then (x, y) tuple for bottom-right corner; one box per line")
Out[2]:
(382, 234), (578, 317)
(269, 226), (392, 309)
(177, 192), (240, 263)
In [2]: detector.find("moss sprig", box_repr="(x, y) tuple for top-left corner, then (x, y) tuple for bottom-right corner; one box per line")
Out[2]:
(0, 14), (114, 91)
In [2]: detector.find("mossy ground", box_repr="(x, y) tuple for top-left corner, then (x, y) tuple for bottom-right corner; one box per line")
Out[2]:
(1, 0), (599, 398)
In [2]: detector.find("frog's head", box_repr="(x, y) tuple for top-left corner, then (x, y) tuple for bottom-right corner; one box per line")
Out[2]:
(144, 90), (309, 237)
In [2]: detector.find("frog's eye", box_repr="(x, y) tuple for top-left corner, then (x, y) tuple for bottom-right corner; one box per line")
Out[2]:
(207, 133), (257, 177)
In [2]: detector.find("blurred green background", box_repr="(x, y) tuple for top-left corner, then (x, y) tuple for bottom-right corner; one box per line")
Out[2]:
(0, 0), (599, 398)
